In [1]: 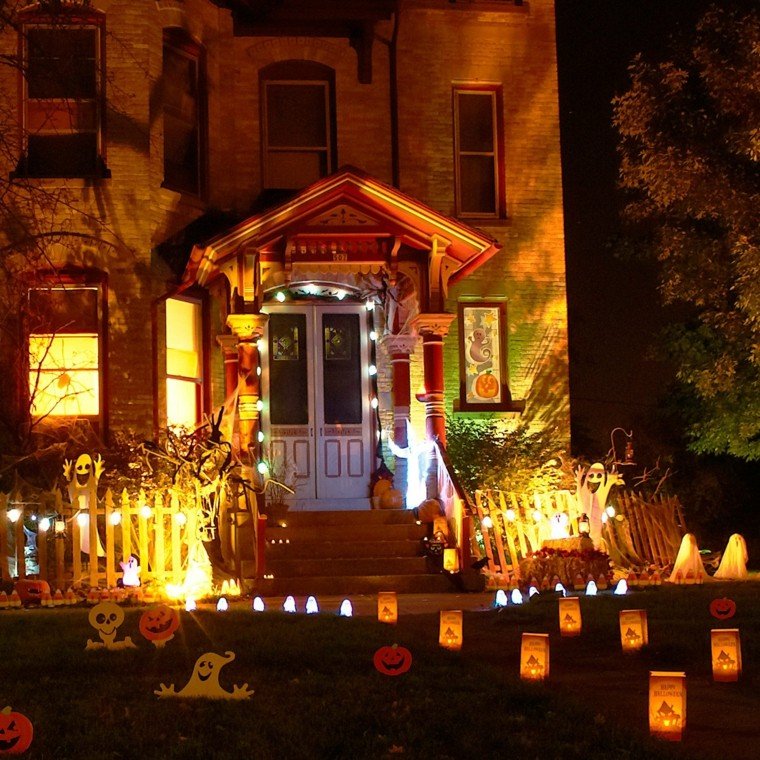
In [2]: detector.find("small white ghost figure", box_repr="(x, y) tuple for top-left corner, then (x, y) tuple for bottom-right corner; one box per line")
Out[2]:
(252, 596), (265, 612)
(586, 580), (598, 596)
(119, 556), (141, 587)
(339, 599), (353, 617)
(555, 583), (567, 597)
(305, 596), (319, 614)
(714, 534), (749, 580)
(282, 595), (296, 613)
(614, 579), (628, 595)
(494, 590), (508, 608)
(217, 597), (229, 612)
(511, 589), (523, 605)
(549, 512), (570, 540)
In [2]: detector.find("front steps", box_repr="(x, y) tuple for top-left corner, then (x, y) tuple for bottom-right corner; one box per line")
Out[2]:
(250, 509), (455, 595)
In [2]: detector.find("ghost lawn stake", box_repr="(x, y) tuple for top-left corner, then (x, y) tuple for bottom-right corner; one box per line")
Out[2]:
(155, 651), (253, 700)
(63, 453), (106, 557)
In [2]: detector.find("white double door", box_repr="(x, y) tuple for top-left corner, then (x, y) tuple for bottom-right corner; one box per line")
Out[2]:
(261, 302), (374, 506)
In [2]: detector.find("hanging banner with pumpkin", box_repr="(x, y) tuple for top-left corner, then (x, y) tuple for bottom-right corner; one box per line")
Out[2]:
(377, 592), (398, 624)
(0, 706), (33, 755)
(439, 610), (463, 651)
(462, 305), (503, 405)
(520, 633), (550, 681)
(711, 629), (742, 683)
(373, 645), (412, 676)
(619, 609), (648, 652)
(649, 671), (686, 741)
(139, 605), (181, 648)
(558, 597), (582, 637)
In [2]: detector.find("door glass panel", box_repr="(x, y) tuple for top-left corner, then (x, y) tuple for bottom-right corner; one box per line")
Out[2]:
(322, 313), (361, 424)
(269, 313), (308, 424)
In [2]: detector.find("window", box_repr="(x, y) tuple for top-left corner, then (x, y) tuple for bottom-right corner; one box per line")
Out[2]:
(163, 29), (204, 196)
(453, 86), (503, 218)
(27, 285), (101, 418)
(260, 61), (336, 190)
(166, 297), (203, 429)
(455, 301), (523, 413)
(20, 10), (106, 177)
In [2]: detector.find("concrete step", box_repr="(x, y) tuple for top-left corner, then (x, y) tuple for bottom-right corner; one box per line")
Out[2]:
(266, 523), (427, 542)
(253, 573), (456, 596)
(266, 539), (422, 560)
(277, 509), (418, 526)
(268, 556), (430, 578)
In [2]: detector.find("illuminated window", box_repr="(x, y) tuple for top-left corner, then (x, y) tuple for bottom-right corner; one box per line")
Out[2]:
(28, 286), (100, 418)
(260, 61), (336, 190)
(166, 297), (202, 429)
(19, 9), (106, 178)
(453, 86), (503, 218)
(163, 29), (204, 196)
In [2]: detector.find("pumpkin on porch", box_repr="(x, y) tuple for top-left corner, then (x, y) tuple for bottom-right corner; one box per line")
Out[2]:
(380, 489), (404, 509)
(417, 499), (443, 523)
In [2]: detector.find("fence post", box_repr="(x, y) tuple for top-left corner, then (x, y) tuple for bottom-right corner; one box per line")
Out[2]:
(105, 489), (116, 588)
(120, 489), (131, 562)
(88, 480), (99, 588)
(55, 491), (65, 590)
(13, 493), (26, 580)
(170, 491), (182, 587)
(0, 493), (8, 583)
(154, 492), (165, 586)
(138, 489), (150, 581)
(37, 518), (48, 582)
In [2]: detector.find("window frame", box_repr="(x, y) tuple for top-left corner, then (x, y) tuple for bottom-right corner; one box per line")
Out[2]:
(25, 270), (107, 430)
(259, 61), (337, 192)
(452, 84), (505, 220)
(453, 300), (524, 414)
(164, 294), (206, 430)
(162, 28), (206, 198)
(17, 6), (108, 179)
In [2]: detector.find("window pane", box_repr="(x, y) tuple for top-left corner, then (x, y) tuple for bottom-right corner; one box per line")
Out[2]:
(266, 84), (327, 148)
(459, 154), (496, 215)
(322, 313), (361, 425)
(166, 377), (199, 429)
(29, 334), (98, 371)
(27, 28), (97, 100)
(457, 93), (494, 152)
(269, 313), (308, 425)
(267, 151), (326, 190)
(166, 299), (201, 379)
(30, 369), (99, 417)
(26, 133), (98, 177)
(28, 287), (98, 333)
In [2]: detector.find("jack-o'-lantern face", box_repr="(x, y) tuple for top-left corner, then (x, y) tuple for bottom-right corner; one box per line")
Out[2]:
(373, 645), (412, 676)
(586, 464), (605, 490)
(88, 601), (124, 638)
(0, 706), (33, 755)
(75, 454), (93, 486)
(139, 605), (180, 641)
(709, 597), (736, 620)
(474, 372), (499, 400)
(14, 580), (50, 605)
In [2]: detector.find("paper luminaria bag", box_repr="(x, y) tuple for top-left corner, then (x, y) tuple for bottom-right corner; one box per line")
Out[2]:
(711, 629), (742, 682)
(439, 610), (463, 651)
(619, 609), (649, 652)
(520, 633), (550, 681)
(649, 671), (686, 741)
(377, 592), (398, 624)
(443, 548), (459, 572)
(558, 597), (582, 637)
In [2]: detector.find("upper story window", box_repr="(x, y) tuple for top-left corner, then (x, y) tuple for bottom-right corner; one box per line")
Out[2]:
(165, 297), (203, 430)
(260, 61), (336, 191)
(163, 29), (205, 196)
(19, 8), (106, 178)
(453, 86), (504, 218)
(27, 281), (103, 420)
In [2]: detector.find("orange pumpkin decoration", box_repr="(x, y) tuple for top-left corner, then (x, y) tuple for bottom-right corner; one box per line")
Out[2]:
(139, 605), (180, 643)
(709, 597), (736, 620)
(373, 644), (412, 676)
(0, 706), (33, 755)
(14, 579), (50, 606)
(474, 372), (499, 399)
(380, 488), (404, 509)
(418, 498), (442, 523)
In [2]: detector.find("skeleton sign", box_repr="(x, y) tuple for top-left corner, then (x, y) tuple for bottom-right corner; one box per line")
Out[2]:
(63, 453), (106, 557)
(575, 463), (623, 547)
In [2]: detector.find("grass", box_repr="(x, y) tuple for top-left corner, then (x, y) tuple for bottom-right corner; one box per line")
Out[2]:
(0, 584), (757, 759)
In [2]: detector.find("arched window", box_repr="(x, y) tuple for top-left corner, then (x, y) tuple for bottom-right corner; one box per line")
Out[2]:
(260, 61), (337, 190)
(163, 28), (205, 196)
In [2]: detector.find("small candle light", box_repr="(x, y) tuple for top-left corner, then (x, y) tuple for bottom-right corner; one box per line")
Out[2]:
(378, 591), (398, 623)
(439, 610), (463, 651)
(559, 597), (582, 637)
(619, 609), (649, 652)
(520, 633), (550, 681)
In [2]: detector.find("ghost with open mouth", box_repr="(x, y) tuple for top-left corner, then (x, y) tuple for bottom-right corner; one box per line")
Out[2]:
(154, 651), (253, 700)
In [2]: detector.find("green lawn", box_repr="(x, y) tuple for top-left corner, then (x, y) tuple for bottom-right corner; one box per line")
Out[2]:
(0, 584), (757, 759)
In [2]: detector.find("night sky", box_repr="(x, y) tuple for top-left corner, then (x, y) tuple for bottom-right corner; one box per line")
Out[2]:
(556, 0), (708, 458)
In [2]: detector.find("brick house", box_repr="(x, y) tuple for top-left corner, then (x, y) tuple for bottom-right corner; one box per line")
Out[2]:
(0, 0), (568, 588)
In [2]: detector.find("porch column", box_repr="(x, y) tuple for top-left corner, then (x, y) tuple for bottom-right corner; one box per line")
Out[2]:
(379, 333), (419, 501)
(215, 334), (239, 400)
(411, 313), (456, 447)
(225, 313), (268, 463)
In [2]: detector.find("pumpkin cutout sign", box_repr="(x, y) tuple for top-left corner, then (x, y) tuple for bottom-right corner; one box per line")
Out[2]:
(374, 645), (412, 676)
(709, 598), (736, 620)
(0, 706), (33, 755)
(139, 605), (180, 648)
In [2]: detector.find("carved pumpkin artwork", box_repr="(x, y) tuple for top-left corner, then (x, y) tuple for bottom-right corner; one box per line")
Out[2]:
(380, 489), (403, 509)
(474, 372), (499, 399)
(373, 645), (412, 676)
(709, 597), (736, 621)
(139, 605), (180, 644)
(14, 579), (50, 606)
(0, 706), (33, 755)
